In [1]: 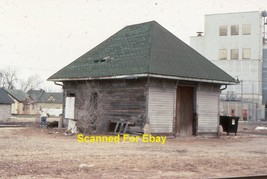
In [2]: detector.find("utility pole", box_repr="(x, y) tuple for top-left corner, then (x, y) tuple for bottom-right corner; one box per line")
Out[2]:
(252, 81), (255, 121)
(241, 80), (243, 119)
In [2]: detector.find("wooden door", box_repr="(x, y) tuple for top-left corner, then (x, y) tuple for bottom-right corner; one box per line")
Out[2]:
(176, 86), (194, 136)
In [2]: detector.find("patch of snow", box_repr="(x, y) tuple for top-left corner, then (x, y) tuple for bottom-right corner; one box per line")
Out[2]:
(255, 126), (267, 130)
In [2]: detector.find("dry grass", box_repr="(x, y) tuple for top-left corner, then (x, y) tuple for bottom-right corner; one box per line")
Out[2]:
(0, 122), (267, 179)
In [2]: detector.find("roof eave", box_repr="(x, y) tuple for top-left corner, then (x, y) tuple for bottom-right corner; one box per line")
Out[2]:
(48, 73), (237, 85)
(148, 74), (237, 85)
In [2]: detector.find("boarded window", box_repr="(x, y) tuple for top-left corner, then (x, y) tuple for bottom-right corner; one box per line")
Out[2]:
(65, 94), (75, 119)
(242, 24), (251, 35)
(219, 25), (227, 36)
(242, 48), (251, 59)
(231, 49), (239, 60)
(219, 49), (227, 60)
(231, 25), (239, 35)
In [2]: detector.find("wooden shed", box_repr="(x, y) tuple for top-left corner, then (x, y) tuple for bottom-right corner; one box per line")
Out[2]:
(48, 21), (236, 136)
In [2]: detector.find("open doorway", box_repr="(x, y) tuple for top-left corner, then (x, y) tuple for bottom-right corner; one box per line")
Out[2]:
(176, 86), (195, 136)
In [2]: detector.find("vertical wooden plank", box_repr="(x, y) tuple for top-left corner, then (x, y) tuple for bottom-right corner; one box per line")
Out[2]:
(175, 87), (181, 134)
(180, 87), (194, 136)
(176, 86), (194, 136)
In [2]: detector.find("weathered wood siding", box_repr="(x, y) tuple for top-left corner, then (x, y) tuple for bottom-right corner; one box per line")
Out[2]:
(197, 83), (221, 133)
(64, 79), (147, 130)
(63, 78), (222, 135)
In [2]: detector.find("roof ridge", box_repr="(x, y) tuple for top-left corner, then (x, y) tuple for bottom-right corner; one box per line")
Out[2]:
(125, 20), (157, 28)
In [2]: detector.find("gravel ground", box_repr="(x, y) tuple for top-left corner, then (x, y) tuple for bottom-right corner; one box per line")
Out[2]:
(0, 121), (267, 179)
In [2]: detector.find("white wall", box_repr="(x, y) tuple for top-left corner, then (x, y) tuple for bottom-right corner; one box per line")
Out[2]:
(191, 11), (263, 102)
(0, 105), (12, 121)
(148, 86), (175, 133)
(190, 36), (205, 56)
(65, 97), (75, 119)
(11, 99), (18, 114)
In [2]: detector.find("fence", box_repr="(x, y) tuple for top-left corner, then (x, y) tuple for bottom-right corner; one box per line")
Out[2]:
(220, 101), (265, 121)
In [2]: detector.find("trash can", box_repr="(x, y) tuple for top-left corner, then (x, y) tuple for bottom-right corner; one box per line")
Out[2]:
(219, 116), (239, 135)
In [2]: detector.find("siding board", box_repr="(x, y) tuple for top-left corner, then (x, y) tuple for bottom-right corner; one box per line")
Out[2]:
(148, 87), (175, 133)
(197, 84), (220, 133)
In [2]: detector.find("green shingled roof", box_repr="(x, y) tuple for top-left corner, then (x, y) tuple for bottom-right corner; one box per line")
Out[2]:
(48, 21), (235, 84)
(28, 89), (63, 103)
(4, 89), (30, 102)
(0, 88), (14, 104)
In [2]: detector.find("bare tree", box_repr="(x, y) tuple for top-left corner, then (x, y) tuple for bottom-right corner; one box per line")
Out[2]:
(0, 67), (18, 89)
(19, 74), (43, 92)
(76, 83), (107, 134)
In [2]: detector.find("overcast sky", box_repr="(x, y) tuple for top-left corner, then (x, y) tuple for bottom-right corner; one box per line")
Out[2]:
(0, 0), (266, 91)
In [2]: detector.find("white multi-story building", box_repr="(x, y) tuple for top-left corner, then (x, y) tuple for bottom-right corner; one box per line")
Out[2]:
(191, 11), (267, 120)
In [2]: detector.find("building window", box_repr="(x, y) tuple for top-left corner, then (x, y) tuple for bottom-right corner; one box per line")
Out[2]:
(219, 25), (227, 36)
(231, 25), (239, 35)
(23, 104), (30, 111)
(242, 24), (251, 35)
(219, 49), (227, 60)
(90, 92), (98, 110)
(231, 49), (239, 60)
(242, 48), (251, 59)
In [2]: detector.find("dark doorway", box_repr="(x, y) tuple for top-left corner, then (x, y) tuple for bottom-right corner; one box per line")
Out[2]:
(176, 86), (194, 136)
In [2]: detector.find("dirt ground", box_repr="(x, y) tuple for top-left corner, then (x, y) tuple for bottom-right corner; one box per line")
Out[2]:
(0, 121), (267, 179)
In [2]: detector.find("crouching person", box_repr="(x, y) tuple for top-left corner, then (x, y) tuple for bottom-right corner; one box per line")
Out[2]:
(40, 110), (48, 127)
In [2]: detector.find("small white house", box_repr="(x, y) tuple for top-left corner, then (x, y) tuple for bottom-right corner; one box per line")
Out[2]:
(0, 88), (14, 121)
